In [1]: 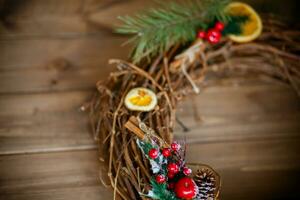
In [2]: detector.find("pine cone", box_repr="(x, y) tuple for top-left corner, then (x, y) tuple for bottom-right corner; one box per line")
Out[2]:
(194, 168), (219, 200)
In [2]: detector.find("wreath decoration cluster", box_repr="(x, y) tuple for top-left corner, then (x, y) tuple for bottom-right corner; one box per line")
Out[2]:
(86, 1), (300, 199)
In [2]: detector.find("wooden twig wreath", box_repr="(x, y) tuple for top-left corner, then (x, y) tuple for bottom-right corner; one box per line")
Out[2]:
(86, 1), (300, 199)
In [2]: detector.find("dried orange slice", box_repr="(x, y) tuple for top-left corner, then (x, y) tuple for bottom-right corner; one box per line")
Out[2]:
(225, 2), (262, 43)
(124, 88), (157, 111)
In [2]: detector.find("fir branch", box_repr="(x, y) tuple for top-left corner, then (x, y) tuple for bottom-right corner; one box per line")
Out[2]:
(222, 15), (249, 35)
(145, 179), (179, 200)
(137, 139), (155, 155)
(137, 139), (164, 174)
(117, 0), (230, 63)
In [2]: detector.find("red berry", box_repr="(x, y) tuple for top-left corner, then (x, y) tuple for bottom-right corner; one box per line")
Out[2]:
(167, 171), (175, 179)
(206, 28), (222, 44)
(197, 31), (206, 39)
(148, 148), (159, 159)
(174, 177), (197, 199)
(155, 174), (166, 184)
(183, 167), (192, 176)
(162, 148), (171, 157)
(171, 142), (181, 151)
(215, 21), (225, 31)
(167, 163), (179, 174)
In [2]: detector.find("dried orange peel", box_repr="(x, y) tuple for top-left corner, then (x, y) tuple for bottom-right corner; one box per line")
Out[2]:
(225, 2), (262, 43)
(124, 87), (157, 111)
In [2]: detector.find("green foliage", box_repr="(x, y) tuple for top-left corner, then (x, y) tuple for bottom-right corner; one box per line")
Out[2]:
(137, 138), (155, 155)
(222, 15), (249, 35)
(117, 0), (230, 63)
(137, 139), (179, 199)
(136, 139), (164, 174)
(144, 179), (179, 200)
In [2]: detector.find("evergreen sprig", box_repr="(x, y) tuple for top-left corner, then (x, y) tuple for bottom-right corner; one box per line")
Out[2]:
(137, 139), (178, 199)
(144, 179), (179, 200)
(222, 15), (249, 35)
(137, 138), (187, 200)
(117, 0), (230, 63)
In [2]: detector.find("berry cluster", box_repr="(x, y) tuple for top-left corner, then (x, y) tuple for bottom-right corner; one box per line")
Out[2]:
(197, 21), (225, 44)
(148, 142), (197, 199)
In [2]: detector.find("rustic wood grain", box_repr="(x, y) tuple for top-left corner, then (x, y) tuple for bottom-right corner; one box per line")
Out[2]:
(0, 143), (299, 200)
(176, 80), (300, 143)
(0, 81), (299, 155)
(0, 36), (130, 94)
(0, 0), (299, 199)
(187, 139), (300, 171)
(0, 91), (93, 154)
(87, 0), (156, 30)
(0, 150), (113, 200)
(219, 169), (300, 200)
(0, 0), (156, 37)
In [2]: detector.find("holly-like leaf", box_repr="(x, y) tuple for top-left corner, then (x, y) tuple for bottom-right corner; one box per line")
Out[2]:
(137, 139), (164, 174)
(142, 179), (179, 200)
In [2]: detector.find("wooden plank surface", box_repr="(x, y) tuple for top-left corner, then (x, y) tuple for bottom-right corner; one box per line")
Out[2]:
(0, 91), (95, 154)
(1, 139), (299, 200)
(0, 151), (113, 200)
(0, 80), (299, 199)
(0, 0), (299, 200)
(0, 36), (129, 94)
(0, 0), (156, 36)
(1, 80), (299, 155)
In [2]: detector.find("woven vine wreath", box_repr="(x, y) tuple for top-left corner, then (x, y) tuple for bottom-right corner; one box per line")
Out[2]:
(87, 1), (300, 200)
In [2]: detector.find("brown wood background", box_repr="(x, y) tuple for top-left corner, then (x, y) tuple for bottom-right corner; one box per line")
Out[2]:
(0, 1), (299, 200)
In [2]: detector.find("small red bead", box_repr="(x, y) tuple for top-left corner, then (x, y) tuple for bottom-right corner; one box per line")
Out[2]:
(162, 148), (171, 157)
(156, 174), (166, 184)
(148, 148), (159, 159)
(206, 28), (222, 44)
(171, 142), (181, 151)
(167, 171), (175, 179)
(183, 167), (192, 176)
(168, 163), (179, 174)
(197, 31), (206, 39)
(215, 21), (225, 31)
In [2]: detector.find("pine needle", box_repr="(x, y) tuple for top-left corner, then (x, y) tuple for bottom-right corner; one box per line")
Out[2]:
(116, 0), (230, 63)
(222, 15), (249, 35)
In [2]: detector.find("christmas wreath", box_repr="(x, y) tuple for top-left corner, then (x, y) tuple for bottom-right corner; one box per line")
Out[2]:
(86, 0), (300, 199)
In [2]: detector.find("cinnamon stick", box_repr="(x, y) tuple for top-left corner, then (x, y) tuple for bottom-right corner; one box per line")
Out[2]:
(124, 116), (145, 140)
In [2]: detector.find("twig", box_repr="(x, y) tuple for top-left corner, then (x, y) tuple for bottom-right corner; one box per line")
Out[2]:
(176, 117), (190, 132)
(88, 17), (300, 200)
(109, 59), (164, 91)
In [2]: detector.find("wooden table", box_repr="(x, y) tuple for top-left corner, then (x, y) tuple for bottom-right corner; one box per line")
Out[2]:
(0, 1), (299, 199)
